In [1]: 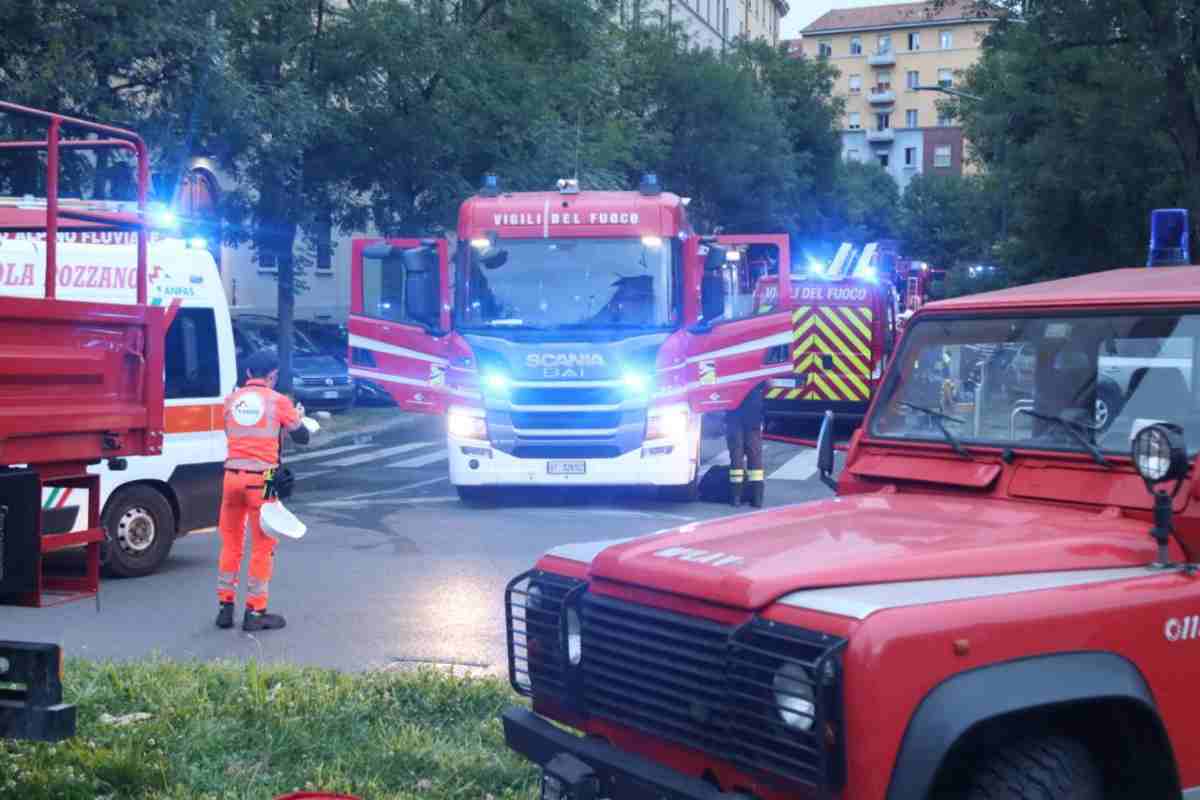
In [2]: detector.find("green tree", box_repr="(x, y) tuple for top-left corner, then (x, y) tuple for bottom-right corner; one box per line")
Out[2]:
(898, 172), (996, 271)
(828, 161), (900, 244)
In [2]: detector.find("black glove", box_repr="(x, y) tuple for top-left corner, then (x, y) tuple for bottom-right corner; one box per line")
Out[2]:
(273, 466), (295, 500)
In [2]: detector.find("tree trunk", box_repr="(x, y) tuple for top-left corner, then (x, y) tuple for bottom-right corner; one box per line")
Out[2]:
(276, 223), (299, 395)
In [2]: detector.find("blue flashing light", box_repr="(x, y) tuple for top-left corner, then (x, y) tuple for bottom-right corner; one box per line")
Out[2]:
(807, 257), (826, 275)
(858, 265), (878, 283)
(1148, 208), (1190, 267)
(481, 173), (500, 197)
(483, 372), (510, 393)
(622, 372), (649, 394)
(638, 172), (661, 196)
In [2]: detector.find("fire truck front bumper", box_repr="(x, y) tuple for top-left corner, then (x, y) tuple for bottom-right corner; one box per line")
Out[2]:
(502, 706), (739, 800)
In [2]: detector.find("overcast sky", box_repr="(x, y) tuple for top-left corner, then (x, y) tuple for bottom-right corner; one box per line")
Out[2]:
(782, 0), (912, 40)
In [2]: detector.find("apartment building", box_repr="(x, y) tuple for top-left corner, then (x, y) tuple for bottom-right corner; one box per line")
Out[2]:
(625, 0), (789, 49)
(797, 0), (997, 190)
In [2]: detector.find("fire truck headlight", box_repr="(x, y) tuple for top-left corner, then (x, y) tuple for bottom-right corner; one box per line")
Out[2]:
(641, 235), (663, 248)
(448, 406), (488, 441)
(646, 404), (689, 440)
(470, 238), (491, 250)
(773, 662), (817, 732)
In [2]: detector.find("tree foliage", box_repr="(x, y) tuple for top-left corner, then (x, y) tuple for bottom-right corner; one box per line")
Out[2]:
(1, 0), (854, 384)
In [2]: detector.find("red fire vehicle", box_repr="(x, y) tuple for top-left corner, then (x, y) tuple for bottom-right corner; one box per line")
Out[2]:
(0, 101), (171, 741)
(348, 175), (792, 500)
(501, 264), (1200, 800)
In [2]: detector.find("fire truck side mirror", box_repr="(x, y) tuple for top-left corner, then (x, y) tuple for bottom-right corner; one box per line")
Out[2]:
(816, 410), (837, 491)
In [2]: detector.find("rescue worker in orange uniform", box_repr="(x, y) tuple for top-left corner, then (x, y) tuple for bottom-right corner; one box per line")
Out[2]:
(216, 349), (309, 632)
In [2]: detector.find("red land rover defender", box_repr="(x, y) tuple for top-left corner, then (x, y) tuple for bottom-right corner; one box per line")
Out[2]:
(502, 265), (1200, 800)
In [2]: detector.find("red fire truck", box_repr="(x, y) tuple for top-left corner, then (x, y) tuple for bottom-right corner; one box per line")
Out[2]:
(501, 263), (1200, 800)
(348, 175), (793, 501)
(0, 101), (171, 741)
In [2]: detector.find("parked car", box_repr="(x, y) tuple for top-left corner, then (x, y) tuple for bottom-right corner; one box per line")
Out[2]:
(232, 313), (355, 412)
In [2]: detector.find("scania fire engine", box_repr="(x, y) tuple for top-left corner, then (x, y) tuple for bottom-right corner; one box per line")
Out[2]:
(349, 175), (793, 501)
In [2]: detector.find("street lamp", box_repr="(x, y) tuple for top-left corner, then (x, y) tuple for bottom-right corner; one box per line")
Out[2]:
(913, 84), (1008, 242)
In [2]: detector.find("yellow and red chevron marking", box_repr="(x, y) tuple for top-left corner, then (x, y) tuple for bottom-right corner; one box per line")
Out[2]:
(767, 304), (876, 403)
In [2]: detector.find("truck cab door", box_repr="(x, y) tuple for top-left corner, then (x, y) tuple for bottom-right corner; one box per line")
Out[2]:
(679, 234), (794, 413)
(349, 237), (452, 414)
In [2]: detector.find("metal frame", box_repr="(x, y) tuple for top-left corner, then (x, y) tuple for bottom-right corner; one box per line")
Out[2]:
(0, 101), (159, 608)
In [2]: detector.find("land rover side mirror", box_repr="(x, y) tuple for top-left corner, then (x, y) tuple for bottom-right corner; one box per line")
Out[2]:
(817, 409), (837, 490)
(401, 246), (440, 330)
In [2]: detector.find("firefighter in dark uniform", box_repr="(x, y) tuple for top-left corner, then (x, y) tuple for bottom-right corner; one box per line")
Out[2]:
(726, 384), (766, 507)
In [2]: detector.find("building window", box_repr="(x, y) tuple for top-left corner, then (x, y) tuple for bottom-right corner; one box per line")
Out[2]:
(934, 145), (952, 167)
(849, 112), (862, 130)
(908, 32), (920, 50)
(819, 39), (833, 57)
(938, 112), (954, 126)
(938, 68), (954, 88)
(907, 70), (920, 89)
(849, 74), (862, 94)
(940, 30), (953, 49)
(876, 70), (892, 91)
(877, 112), (891, 131)
(905, 147), (917, 166)
(850, 36), (862, 55)
(877, 34), (891, 53)
(906, 109), (919, 127)
(879, 153), (890, 168)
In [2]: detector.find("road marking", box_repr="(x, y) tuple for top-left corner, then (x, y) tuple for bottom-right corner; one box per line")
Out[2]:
(389, 475), (450, 492)
(388, 449), (449, 468)
(769, 449), (818, 481)
(283, 442), (372, 464)
(295, 469), (337, 483)
(325, 441), (437, 467)
(309, 496), (458, 509)
(704, 449), (730, 466)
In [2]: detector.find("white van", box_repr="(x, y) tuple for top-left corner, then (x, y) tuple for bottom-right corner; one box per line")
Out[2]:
(0, 226), (236, 577)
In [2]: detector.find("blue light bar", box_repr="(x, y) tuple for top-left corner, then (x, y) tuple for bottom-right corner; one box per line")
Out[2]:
(1148, 208), (1189, 267)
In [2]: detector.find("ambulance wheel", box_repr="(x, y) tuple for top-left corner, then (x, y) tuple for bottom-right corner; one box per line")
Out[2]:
(960, 735), (1102, 800)
(102, 486), (176, 579)
(456, 485), (498, 506)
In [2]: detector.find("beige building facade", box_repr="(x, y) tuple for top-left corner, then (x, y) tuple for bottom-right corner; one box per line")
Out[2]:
(797, 0), (996, 190)
(625, 0), (789, 49)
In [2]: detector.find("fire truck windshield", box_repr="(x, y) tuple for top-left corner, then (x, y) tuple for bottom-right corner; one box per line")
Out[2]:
(869, 311), (1200, 457)
(455, 237), (677, 335)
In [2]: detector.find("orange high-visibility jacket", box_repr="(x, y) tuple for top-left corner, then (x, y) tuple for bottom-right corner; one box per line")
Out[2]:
(224, 379), (303, 471)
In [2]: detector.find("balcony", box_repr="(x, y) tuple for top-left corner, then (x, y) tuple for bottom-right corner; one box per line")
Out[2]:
(867, 129), (895, 143)
(867, 50), (896, 67)
(868, 89), (896, 105)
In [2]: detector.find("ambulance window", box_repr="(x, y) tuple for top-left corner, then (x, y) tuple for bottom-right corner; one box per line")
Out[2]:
(165, 309), (221, 399)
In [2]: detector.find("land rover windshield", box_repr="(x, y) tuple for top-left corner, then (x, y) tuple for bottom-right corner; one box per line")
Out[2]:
(454, 237), (679, 335)
(869, 310), (1200, 456)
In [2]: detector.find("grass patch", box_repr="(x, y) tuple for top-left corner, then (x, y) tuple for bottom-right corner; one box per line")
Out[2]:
(0, 657), (537, 800)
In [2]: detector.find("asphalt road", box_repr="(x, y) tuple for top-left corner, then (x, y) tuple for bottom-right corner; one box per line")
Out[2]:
(2, 414), (843, 676)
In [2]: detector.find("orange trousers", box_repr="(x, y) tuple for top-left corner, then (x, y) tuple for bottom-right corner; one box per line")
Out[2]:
(217, 470), (278, 611)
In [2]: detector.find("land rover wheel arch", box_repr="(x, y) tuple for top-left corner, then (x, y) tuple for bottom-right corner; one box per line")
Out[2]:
(885, 652), (1178, 800)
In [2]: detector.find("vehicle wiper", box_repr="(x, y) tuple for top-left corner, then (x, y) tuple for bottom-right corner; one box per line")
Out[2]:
(897, 401), (973, 459)
(1016, 409), (1111, 467)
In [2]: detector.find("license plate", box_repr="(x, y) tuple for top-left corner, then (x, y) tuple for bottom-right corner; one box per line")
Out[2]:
(322, 390), (339, 399)
(547, 461), (586, 475)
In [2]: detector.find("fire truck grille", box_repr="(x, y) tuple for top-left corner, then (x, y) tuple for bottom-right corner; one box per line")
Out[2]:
(504, 588), (848, 791)
(510, 411), (623, 431)
(510, 386), (624, 407)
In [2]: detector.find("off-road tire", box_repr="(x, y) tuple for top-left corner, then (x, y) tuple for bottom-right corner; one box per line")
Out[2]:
(102, 486), (176, 579)
(962, 735), (1103, 800)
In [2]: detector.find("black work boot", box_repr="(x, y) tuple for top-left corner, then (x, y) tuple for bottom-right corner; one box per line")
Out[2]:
(215, 602), (234, 629)
(748, 481), (764, 509)
(243, 608), (287, 632)
(730, 482), (744, 507)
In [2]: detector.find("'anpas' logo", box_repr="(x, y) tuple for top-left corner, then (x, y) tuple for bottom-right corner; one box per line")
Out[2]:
(233, 393), (266, 426)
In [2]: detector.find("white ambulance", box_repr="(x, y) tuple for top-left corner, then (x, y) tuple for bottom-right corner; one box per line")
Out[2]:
(0, 222), (237, 577)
